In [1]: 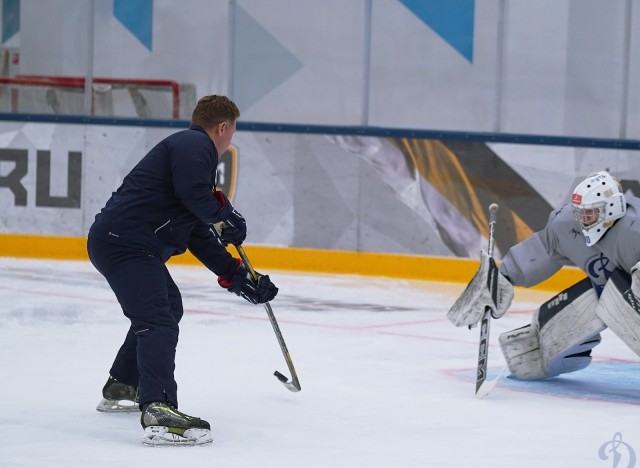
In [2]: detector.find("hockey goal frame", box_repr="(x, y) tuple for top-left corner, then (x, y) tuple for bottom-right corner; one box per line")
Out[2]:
(0, 75), (182, 118)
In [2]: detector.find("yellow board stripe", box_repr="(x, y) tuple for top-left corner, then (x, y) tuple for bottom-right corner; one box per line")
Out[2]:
(0, 233), (584, 292)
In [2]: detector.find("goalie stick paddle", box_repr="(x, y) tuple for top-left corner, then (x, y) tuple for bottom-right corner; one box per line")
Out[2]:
(235, 245), (301, 392)
(475, 203), (501, 399)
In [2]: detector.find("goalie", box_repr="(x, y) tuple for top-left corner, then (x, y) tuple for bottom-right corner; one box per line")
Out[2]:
(448, 170), (640, 380)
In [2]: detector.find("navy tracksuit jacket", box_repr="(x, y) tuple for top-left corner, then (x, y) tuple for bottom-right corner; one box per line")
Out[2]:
(88, 125), (238, 408)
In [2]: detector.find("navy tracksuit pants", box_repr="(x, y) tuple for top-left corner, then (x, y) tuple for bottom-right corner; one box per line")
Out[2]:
(87, 237), (183, 408)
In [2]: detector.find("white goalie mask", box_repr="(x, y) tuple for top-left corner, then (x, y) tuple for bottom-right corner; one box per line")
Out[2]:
(571, 171), (626, 246)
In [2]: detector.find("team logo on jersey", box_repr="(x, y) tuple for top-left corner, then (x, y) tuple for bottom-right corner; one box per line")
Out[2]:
(586, 252), (613, 283)
(216, 145), (238, 202)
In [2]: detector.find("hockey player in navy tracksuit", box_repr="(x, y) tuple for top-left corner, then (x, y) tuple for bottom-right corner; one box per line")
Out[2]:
(87, 95), (277, 446)
(449, 170), (640, 383)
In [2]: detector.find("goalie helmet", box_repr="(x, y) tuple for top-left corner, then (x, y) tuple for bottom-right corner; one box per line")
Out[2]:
(571, 171), (626, 246)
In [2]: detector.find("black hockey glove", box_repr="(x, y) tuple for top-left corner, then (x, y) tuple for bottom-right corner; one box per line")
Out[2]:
(218, 259), (278, 304)
(212, 190), (247, 246)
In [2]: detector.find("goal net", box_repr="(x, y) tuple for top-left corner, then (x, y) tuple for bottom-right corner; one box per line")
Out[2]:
(0, 76), (196, 119)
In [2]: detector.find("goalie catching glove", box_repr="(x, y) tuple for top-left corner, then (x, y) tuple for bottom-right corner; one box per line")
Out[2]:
(212, 190), (247, 246)
(218, 259), (278, 304)
(447, 250), (514, 328)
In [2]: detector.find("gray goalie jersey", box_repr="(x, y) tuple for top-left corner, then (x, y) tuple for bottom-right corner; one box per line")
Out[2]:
(499, 195), (640, 293)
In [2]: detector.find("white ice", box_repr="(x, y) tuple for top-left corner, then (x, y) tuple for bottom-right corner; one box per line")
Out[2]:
(0, 257), (639, 468)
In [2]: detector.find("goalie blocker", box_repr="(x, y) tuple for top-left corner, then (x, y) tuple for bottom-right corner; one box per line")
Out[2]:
(447, 250), (514, 328)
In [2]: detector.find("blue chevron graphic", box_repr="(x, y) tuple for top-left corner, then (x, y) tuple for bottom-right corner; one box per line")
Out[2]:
(2, 0), (19, 43)
(233, 5), (303, 111)
(399, 0), (474, 63)
(114, 0), (153, 51)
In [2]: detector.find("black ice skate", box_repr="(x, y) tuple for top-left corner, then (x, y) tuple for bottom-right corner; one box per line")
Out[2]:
(140, 402), (212, 446)
(96, 376), (139, 413)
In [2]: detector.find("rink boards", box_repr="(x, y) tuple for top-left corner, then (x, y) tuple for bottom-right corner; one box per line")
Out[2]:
(0, 120), (637, 289)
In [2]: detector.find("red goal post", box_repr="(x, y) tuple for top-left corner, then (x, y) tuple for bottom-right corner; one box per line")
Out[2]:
(0, 75), (196, 119)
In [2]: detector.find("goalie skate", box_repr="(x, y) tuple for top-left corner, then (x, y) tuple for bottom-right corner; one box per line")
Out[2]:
(142, 426), (213, 447)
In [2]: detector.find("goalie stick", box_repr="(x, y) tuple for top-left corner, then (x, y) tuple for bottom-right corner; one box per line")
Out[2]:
(475, 203), (501, 398)
(235, 245), (302, 392)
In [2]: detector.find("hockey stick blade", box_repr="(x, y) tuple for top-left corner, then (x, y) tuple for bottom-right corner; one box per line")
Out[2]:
(235, 245), (302, 392)
(274, 370), (301, 392)
(476, 367), (504, 399)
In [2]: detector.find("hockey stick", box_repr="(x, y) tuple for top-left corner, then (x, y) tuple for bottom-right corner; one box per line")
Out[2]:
(475, 203), (501, 398)
(235, 245), (301, 392)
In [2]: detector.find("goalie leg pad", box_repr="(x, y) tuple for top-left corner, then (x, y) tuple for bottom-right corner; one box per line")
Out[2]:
(537, 277), (605, 376)
(596, 269), (640, 356)
(499, 324), (545, 380)
(500, 278), (605, 379)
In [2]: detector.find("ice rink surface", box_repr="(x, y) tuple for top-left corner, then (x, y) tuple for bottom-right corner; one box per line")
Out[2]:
(1, 257), (639, 468)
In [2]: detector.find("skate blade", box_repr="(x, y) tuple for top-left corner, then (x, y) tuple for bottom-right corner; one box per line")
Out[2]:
(96, 398), (140, 413)
(142, 426), (213, 447)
